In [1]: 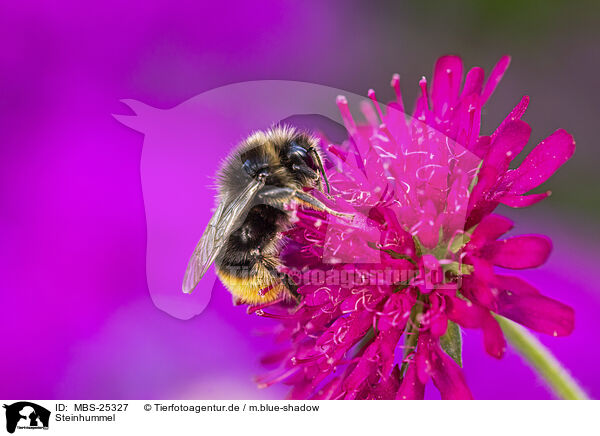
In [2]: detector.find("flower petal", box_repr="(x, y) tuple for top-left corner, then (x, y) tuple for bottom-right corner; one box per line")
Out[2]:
(396, 362), (425, 400)
(466, 121), (530, 227)
(493, 274), (539, 295)
(371, 366), (402, 399)
(481, 55), (511, 104)
(415, 333), (432, 384)
(496, 288), (574, 336)
(419, 200), (442, 249)
(503, 129), (575, 195)
(311, 377), (343, 400)
(430, 312), (449, 337)
(482, 314), (506, 358)
(484, 119), (531, 174)
(432, 55), (463, 117)
(487, 235), (552, 269)
(446, 294), (505, 358)
(498, 191), (550, 207)
(460, 66), (485, 99)
(431, 344), (474, 399)
(470, 135), (491, 159)
(491, 96), (529, 142)
(469, 214), (514, 248)
(446, 295), (483, 328)
(460, 265), (496, 308)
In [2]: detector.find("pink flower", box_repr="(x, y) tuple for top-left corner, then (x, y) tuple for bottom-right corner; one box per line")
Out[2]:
(254, 56), (575, 399)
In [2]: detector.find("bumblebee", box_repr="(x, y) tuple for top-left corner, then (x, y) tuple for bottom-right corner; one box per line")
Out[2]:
(182, 126), (350, 305)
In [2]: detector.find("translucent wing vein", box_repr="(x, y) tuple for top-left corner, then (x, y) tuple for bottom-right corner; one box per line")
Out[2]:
(182, 179), (263, 293)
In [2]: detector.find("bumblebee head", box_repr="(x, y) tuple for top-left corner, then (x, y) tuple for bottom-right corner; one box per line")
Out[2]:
(277, 130), (330, 193)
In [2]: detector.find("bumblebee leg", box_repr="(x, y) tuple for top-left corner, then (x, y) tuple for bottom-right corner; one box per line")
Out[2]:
(257, 187), (352, 220)
(315, 177), (324, 193)
(257, 186), (295, 205)
(281, 273), (300, 301)
(294, 190), (354, 220)
(261, 257), (301, 302)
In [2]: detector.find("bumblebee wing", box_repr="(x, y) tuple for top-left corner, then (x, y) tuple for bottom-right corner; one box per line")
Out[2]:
(182, 179), (264, 293)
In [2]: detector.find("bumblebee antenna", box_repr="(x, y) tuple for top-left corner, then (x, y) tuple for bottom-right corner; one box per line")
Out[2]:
(310, 149), (331, 194)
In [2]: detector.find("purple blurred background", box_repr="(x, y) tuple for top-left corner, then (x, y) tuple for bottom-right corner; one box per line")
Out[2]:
(1, 1), (599, 399)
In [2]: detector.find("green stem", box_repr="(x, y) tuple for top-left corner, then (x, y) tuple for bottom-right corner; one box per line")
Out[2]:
(495, 315), (589, 400)
(399, 293), (427, 377)
(352, 327), (375, 358)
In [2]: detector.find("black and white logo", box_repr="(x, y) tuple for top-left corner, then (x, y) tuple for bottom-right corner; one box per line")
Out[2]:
(3, 402), (50, 433)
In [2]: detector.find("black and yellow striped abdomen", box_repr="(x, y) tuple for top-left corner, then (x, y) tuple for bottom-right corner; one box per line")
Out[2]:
(215, 203), (289, 305)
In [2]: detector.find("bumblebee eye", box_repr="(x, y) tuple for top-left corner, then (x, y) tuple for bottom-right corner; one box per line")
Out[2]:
(242, 160), (251, 175)
(288, 141), (308, 159)
(243, 159), (269, 179)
